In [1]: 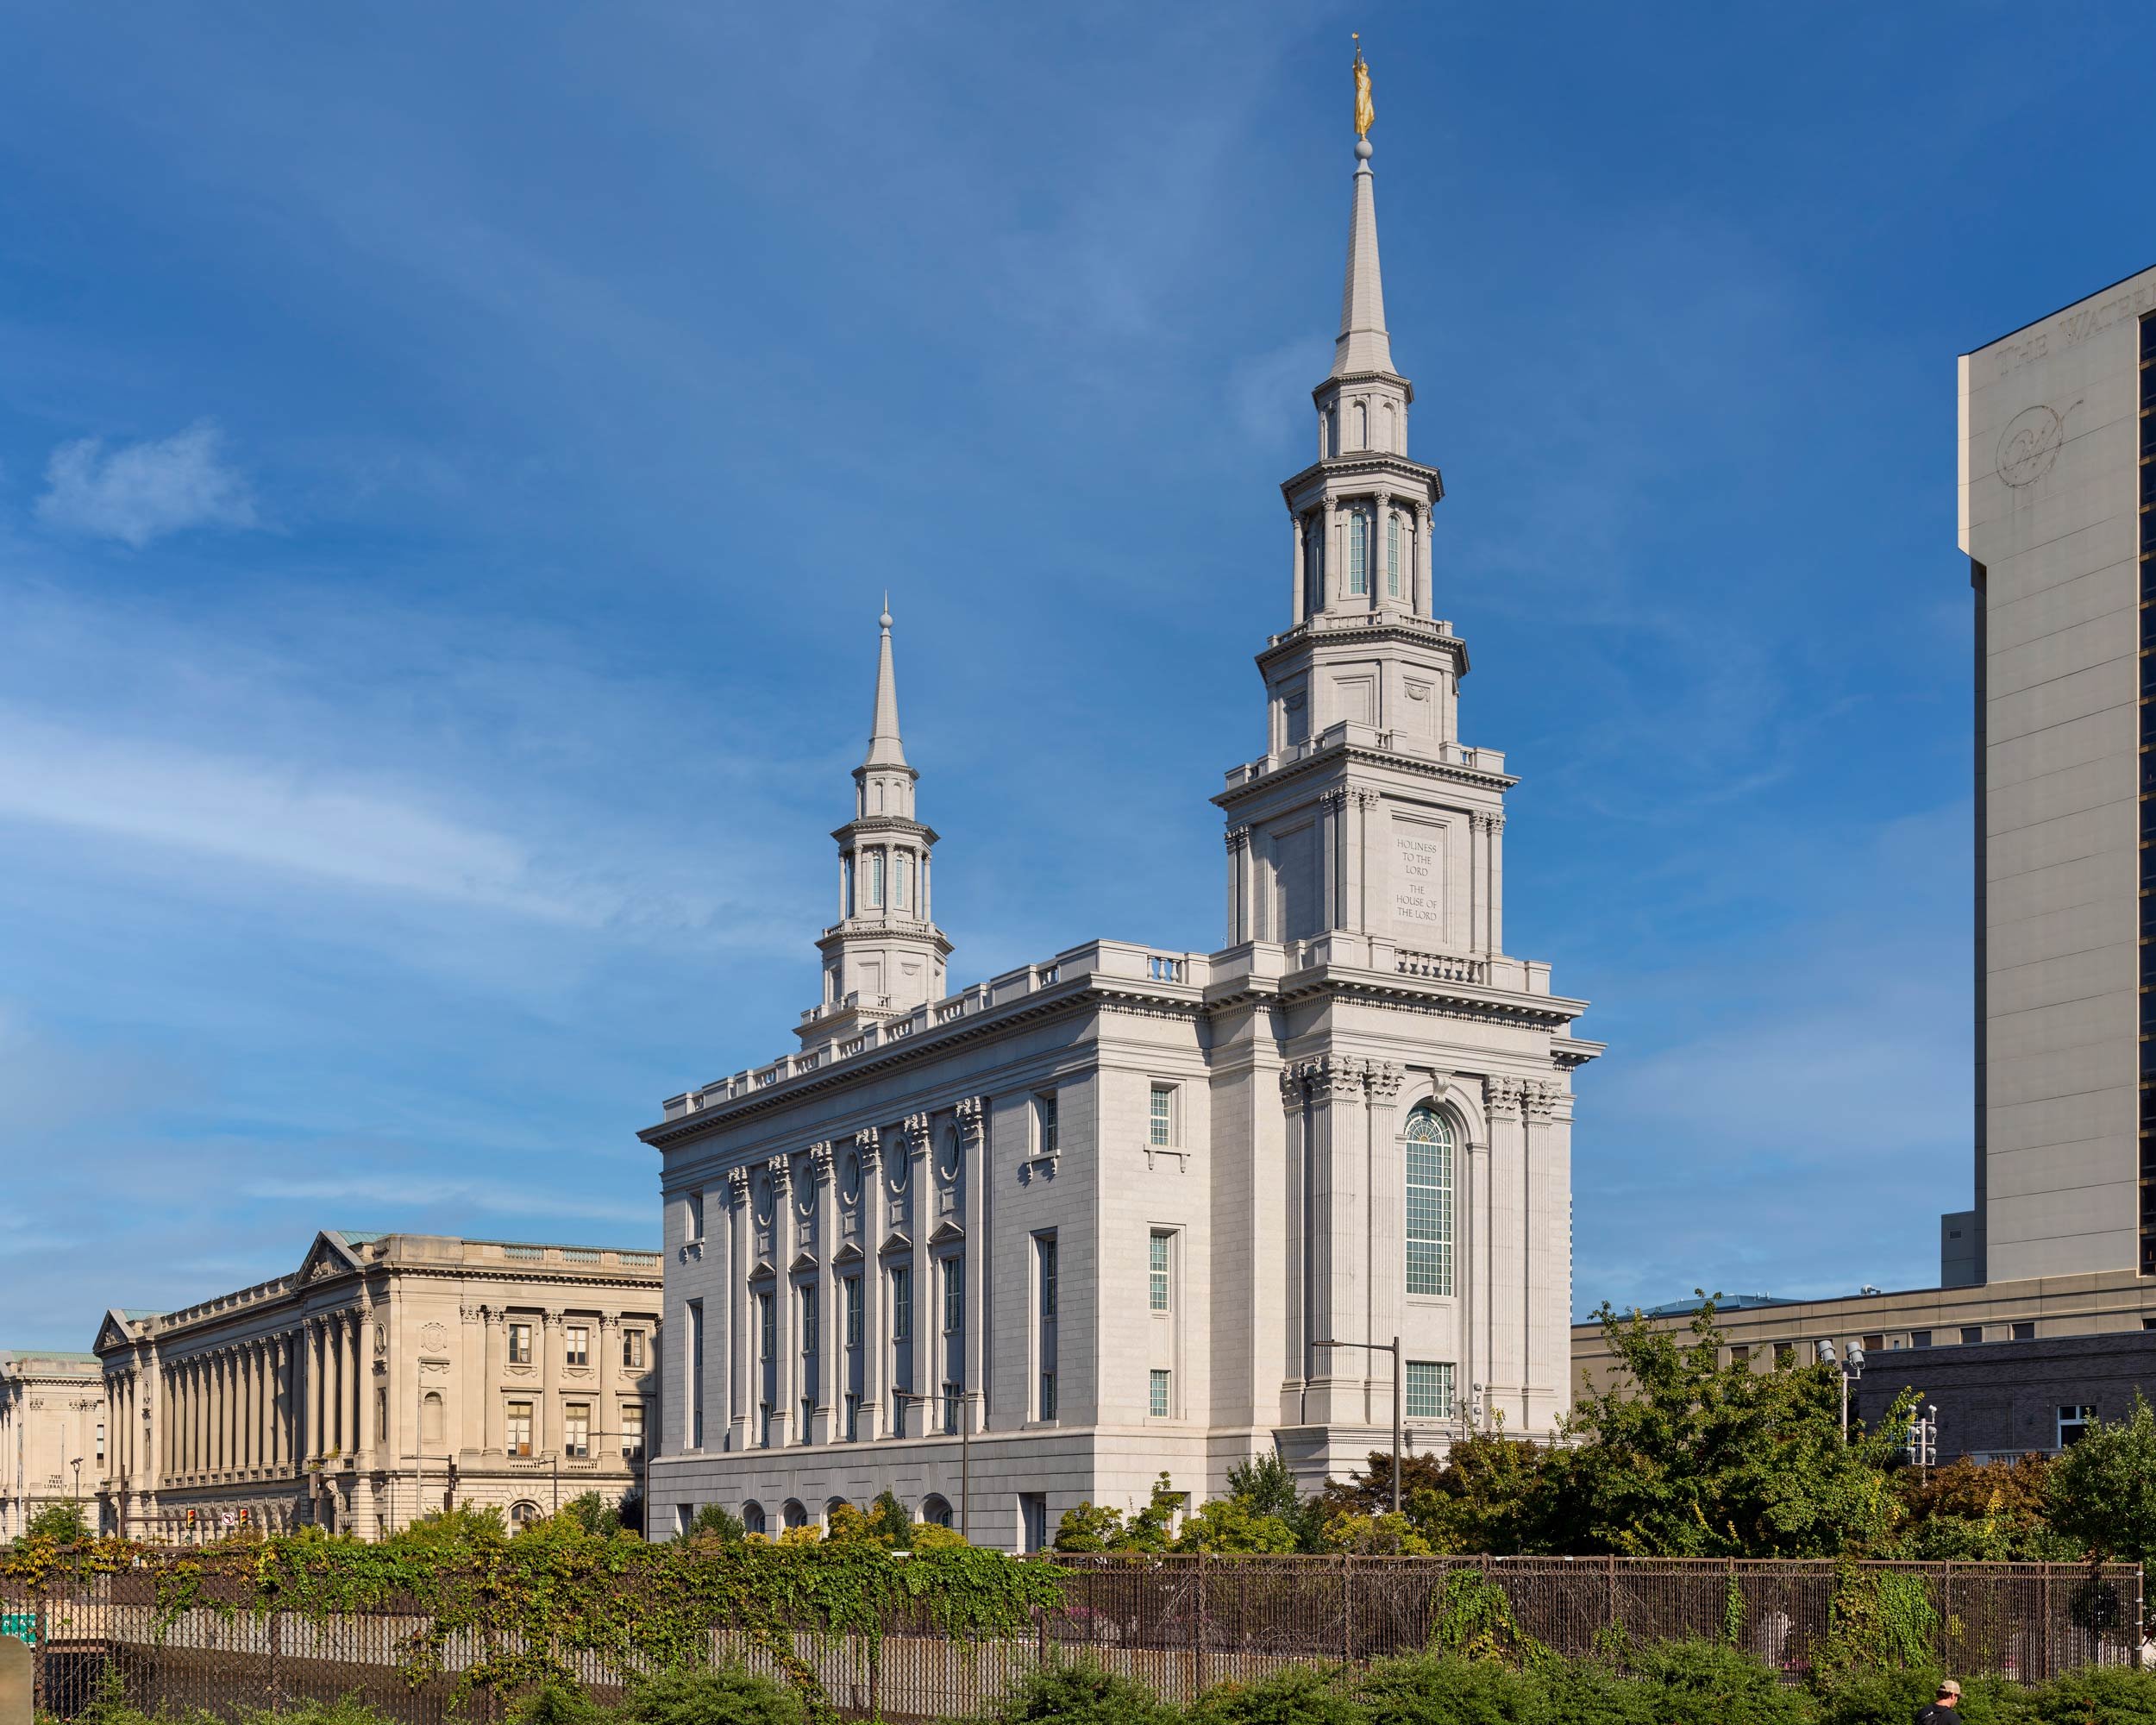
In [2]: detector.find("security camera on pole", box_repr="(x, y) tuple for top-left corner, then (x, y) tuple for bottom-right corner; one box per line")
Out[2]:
(1814, 1339), (1865, 1440)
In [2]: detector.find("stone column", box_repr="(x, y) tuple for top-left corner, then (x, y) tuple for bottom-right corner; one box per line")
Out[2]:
(810, 1142), (837, 1443)
(1521, 1081), (1570, 1438)
(1483, 1077), (1527, 1429)
(595, 1309), (619, 1469)
(1468, 812), (1492, 956)
(1301, 1056), (1367, 1429)
(239, 1347), (253, 1471)
(906, 1114), (933, 1436)
(481, 1307), (504, 1453)
(221, 1352), (234, 1473)
(768, 1157), (796, 1446)
(539, 1309), (563, 1456)
(1364, 1063), (1406, 1389)
(1224, 825), (1250, 946)
(1373, 491), (1393, 607)
(957, 1097), (987, 1431)
(857, 1132), (886, 1440)
(1414, 500), (1433, 617)
(1487, 813), (1506, 957)
(1289, 511), (1307, 620)
(726, 1168), (752, 1449)
(355, 1305), (378, 1470)
(1321, 499), (1338, 613)
(306, 1322), (324, 1459)
(1319, 787), (1346, 931)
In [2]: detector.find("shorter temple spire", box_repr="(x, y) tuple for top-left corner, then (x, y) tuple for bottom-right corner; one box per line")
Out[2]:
(865, 599), (906, 768)
(1331, 42), (1394, 380)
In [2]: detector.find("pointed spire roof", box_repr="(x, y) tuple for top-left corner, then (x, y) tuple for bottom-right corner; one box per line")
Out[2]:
(863, 599), (907, 769)
(1330, 137), (1395, 378)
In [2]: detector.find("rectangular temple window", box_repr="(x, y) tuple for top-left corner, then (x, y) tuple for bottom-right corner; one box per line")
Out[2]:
(508, 1321), (533, 1365)
(563, 1402), (591, 1459)
(1349, 512), (1369, 596)
(844, 1393), (860, 1441)
(758, 1293), (775, 1361)
(1406, 1360), (1454, 1420)
(566, 1325), (589, 1368)
(1150, 1083), (1175, 1146)
(892, 1266), (912, 1342)
(843, 1275), (862, 1350)
(623, 1329), (646, 1371)
(1037, 1093), (1059, 1157)
(897, 853), (913, 911)
(1149, 1230), (1173, 1313)
(942, 1256), (964, 1334)
(1150, 1368), (1172, 1418)
(620, 1402), (644, 1461)
(1387, 512), (1401, 597)
(1036, 1233), (1059, 1421)
(868, 850), (885, 908)
(506, 1401), (533, 1458)
(800, 1285), (819, 1357)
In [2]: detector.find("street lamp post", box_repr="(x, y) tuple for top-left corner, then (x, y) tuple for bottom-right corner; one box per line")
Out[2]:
(70, 1457), (83, 1509)
(1814, 1339), (1865, 1440)
(1312, 1336), (1402, 1515)
(893, 1388), (981, 1540)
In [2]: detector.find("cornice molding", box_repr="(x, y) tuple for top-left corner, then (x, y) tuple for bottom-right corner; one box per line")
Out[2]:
(1213, 738), (1518, 813)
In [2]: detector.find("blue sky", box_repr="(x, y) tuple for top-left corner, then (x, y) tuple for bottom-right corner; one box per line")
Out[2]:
(0, 3), (2141, 1346)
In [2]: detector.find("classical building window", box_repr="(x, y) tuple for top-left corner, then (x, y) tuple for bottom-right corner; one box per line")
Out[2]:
(686, 1190), (705, 1242)
(1307, 515), (1325, 611)
(1149, 1368), (1172, 1418)
(941, 1256), (964, 1334)
(1349, 511), (1369, 596)
(566, 1325), (589, 1368)
(799, 1286), (819, 1357)
(1036, 1233), (1058, 1421)
(742, 1500), (767, 1535)
(686, 1300), (705, 1449)
(376, 1388), (388, 1442)
(892, 1265), (912, 1341)
(509, 1500), (542, 1529)
(96, 1421), (106, 1464)
(1036, 1092), (1059, 1157)
(1405, 1107), (1456, 1297)
(843, 1393), (860, 1441)
(799, 1396), (814, 1441)
(1149, 1229), (1174, 1314)
(758, 1293), (775, 1361)
(1387, 511), (1401, 598)
(1405, 1360), (1454, 1420)
(2059, 1405), (2099, 1447)
(619, 1402), (644, 1461)
(759, 1402), (774, 1448)
(508, 1322), (534, 1365)
(782, 1499), (808, 1530)
(941, 1379), (962, 1433)
(505, 1401), (533, 1458)
(868, 850), (886, 908)
(1352, 399), (1368, 448)
(843, 1275), (862, 1349)
(623, 1329), (646, 1371)
(1150, 1083), (1175, 1146)
(921, 1493), (953, 1528)
(563, 1402), (591, 1459)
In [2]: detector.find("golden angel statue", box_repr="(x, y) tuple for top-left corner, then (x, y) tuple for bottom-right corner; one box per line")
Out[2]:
(1352, 39), (1374, 138)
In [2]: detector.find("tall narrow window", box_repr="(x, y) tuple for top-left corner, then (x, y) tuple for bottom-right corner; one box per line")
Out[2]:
(1037, 1093), (1059, 1157)
(758, 1292), (775, 1360)
(942, 1379), (963, 1433)
(942, 1256), (964, 1334)
(1036, 1233), (1059, 1421)
(843, 1275), (862, 1349)
(868, 850), (885, 908)
(800, 1285), (818, 1356)
(844, 1393), (860, 1441)
(505, 1401), (533, 1458)
(799, 1396), (814, 1440)
(1352, 400), (1368, 448)
(1307, 516), (1325, 611)
(565, 1325), (589, 1368)
(508, 1322), (533, 1365)
(563, 1402), (591, 1458)
(1149, 1368), (1172, 1418)
(1387, 512), (1401, 597)
(1350, 511), (1369, 595)
(1405, 1360), (1454, 1420)
(1149, 1230), (1173, 1313)
(1150, 1084), (1174, 1146)
(620, 1402), (645, 1461)
(686, 1190), (705, 1242)
(623, 1329), (646, 1371)
(892, 1266), (912, 1341)
(897, 853), (913, 911)
(1406, 1107), (1456, 1296)
(687, 1301), (705, 1449)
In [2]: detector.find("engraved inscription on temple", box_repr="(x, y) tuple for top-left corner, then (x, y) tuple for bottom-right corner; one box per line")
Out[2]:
(1392, 823), (1446, 932)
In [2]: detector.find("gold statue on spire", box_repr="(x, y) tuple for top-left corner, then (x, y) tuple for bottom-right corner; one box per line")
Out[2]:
(1352, 34), (1374, 139)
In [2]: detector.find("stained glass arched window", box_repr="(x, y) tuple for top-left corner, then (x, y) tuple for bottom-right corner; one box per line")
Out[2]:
(1405, 1106), (1454, 1296)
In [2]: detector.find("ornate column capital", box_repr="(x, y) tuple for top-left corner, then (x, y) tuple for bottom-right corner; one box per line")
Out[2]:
(1486, 1076), (1526, 1120)
(854, 1126), (883, 1170)
(1525, 1080), (1564, 1120)
(1349, 786), (1383, 809)
(1319, 787), (1350, 813)
(1296, 1054), (1366, 1103)
(725, 1166), (751, 1206)
(1278, 1067), (1307, 1114)
(903, 1113), (933, 1157)
(765, 1155), (792, 1196)
(955, 1096), (987, 1146)
(1364, 1060), (1405, 1102)
(1225, 824), (1250, 854)
(807, 1142), (835, 1185)
(542, 1308), (564, 1327)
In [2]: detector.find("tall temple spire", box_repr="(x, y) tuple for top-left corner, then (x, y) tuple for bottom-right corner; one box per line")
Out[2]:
(1331, 43), (1394, 380)
(865, 597), (906, 768)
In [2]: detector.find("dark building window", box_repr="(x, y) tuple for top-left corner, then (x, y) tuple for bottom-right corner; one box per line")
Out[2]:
(2012, 1320), (2035, 1340)
(1960, 1327), (1984, 1345)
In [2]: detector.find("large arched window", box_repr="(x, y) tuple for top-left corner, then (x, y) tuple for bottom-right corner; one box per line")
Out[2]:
(920, 1494), (953, 1528)
(1349, 511), (1369, 596)
(742, 1500), (767, 1536)
(1405, 1106), (1455, 1296)
(782, 1498), (809, 1530)
(509, 1500), (543, 1530)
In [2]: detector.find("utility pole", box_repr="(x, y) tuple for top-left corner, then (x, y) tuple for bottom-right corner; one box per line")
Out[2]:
(1313, 1337), (1402, 1514)
(893, 1388), (981, 1539)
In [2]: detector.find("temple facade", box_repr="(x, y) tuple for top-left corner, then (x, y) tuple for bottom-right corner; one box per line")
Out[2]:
(644, 108), (1598, 1549)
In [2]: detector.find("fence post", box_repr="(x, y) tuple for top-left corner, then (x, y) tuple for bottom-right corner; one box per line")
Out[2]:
(1193, 1549), (1206, 1697)
(32, 1590), (47, 1720)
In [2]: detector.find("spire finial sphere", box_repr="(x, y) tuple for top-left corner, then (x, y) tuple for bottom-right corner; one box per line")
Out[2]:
(881, 592), (893, 630)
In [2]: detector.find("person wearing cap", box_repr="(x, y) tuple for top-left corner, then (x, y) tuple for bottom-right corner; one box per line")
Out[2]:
(1915, 1678), (1962, 1722)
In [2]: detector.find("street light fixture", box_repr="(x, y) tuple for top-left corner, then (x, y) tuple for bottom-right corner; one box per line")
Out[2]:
(1814, 1339), (1865, 1440)
(892, 1388), (981, 1540)
(1312, 1336), (1402, 1515)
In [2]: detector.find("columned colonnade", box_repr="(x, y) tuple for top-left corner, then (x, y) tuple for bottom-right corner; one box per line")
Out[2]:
(153, 1308), (372, 1477)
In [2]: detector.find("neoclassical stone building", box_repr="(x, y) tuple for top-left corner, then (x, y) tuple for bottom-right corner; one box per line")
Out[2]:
(644, 109), (1598, 1549)
(93, 1230), (661, 1540)
(0, 1350), (104, 1539)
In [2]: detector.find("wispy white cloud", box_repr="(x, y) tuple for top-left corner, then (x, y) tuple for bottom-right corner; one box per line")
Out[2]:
(36, 421), (258, 548)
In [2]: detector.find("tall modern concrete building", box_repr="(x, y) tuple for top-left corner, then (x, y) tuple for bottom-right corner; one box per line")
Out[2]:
(644, 108), (1599, 1547)
(1959, 268), (2156, 1288)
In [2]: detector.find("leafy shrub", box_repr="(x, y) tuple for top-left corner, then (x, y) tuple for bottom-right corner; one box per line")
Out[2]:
(983, 1660), (1181, 1725)
(506, 1683), (612, 1725)
(2012, 1664), (2156, 1723)
(1356, 1652), (1578, 1723)
(688, 1504), (744, 1545)
(1623, 1639), (1810, 1725)
(25, 1500), (90, 1543)
(617, 1666), (805, 1725)
(1188, 1665), (1362, 1725)
(1813, 1667), (2008, 1725)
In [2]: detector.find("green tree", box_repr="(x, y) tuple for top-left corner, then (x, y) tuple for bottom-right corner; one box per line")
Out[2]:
(868, 1489), (912, 1546)
(1173, 1496), (1300, 1553)
(1890, 1454), (2077, 1563)
(1555, 1296), (1914, 1556)
(560, 1490), (624, 1539)
(25, 1499), (89, 1543)
(689, 1502), (745, 1545)
(2047, 1392), (2156, 1575)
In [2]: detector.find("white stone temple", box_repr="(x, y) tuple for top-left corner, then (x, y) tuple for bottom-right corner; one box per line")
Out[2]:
(643, 105), (1599, 1549)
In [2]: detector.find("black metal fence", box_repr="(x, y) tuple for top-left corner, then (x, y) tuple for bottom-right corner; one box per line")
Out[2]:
(6, 1556), (2142, 1723)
